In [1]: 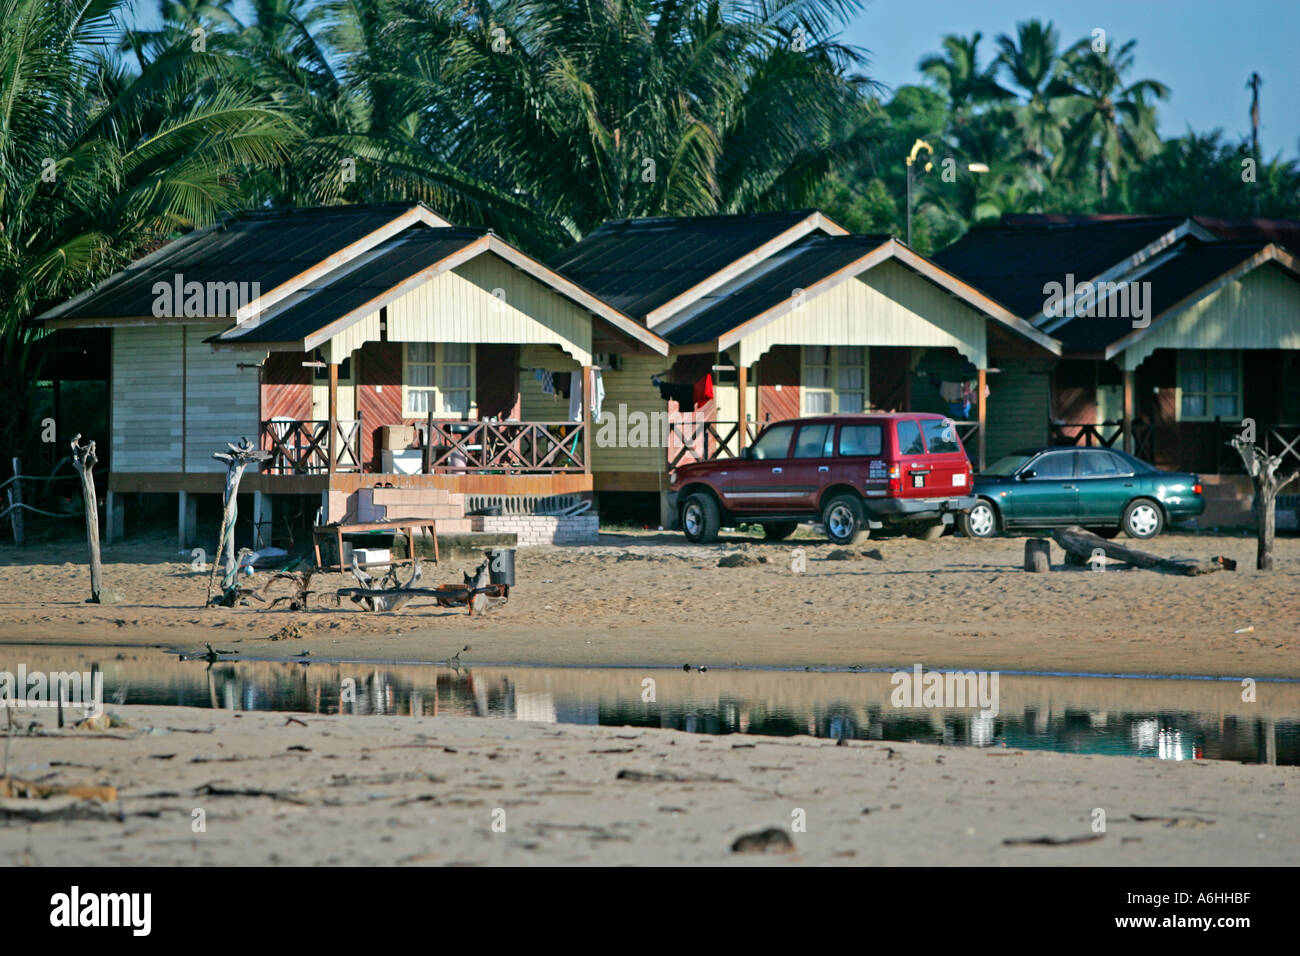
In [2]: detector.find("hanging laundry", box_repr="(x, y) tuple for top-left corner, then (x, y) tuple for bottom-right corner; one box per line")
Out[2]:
(533, 368), (554, 395)
(692, 373), (714, 409)
(938, 380), (963, 403)
(657, 379), (696, 411)
(591, 368), (606, 419)
(552, 371), (572, 399)
(568, 373), (583, 422)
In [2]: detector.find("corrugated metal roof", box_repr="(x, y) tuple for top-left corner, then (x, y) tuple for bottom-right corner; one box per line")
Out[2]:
(215, 228), (490, 345)
(546, 209), (827, 320)
(39, 202), (447, 321)
(932, 217), (1184, 318)
(1050, 240), (1269, 352)
(665, 235), (891, 345)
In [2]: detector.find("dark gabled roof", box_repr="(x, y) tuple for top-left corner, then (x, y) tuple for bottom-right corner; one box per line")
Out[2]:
(215, 228), (489, 346)
(1004, 212), (1300, 251)
(931, 216), (1186, 318)
(665, 235), (891, 345)
(1049, 240), (1269, 352)
(39, 202), (448, 321)
(546, 209), (834, 320)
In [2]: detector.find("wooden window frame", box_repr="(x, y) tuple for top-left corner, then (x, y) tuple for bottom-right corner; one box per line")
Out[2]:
(801, 346), (869, 415)
(403, 343), (477, 418)
(1176, 349), (1242, 422)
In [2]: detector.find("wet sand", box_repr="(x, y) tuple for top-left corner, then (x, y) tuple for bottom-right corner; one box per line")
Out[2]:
(0, 703), (1294, 866)
(1, 529), (1297, 679)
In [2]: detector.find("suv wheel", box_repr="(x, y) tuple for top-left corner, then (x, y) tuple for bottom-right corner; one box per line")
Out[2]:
(762, 521), (799, 541)
(1122, 498), (1163, 540)
(822, 494), (866, 546)
(906, 521), (946, 541)
(681, 492), (721, 544)
(960, 500), (999, 538)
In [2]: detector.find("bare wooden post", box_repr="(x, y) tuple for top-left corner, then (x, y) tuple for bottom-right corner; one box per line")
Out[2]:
(1232, 435), (1299, 571)
(737, 365), (748, 451)
(70, 437), (102, 602)
(422, 409), (434, 474)
(327, 362), (339, 476)
(1023, 538), (1051, 573)
(6, 457), (22, 546)
(1122, 369), (1135, 455)
(581, 365), (593, 474)
(207, 438), (271, 605)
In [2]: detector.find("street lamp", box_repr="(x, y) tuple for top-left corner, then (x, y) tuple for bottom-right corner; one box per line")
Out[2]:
(905, 139), (989, 246)
(904, 139), (934, 247)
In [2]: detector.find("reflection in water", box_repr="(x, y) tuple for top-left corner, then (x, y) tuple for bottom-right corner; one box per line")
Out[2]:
(2, 647), (1296, 765)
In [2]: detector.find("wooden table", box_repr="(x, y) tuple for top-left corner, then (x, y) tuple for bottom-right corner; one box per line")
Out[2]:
(312, 520), (439, 572)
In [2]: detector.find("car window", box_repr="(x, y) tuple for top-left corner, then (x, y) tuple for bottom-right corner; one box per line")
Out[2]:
(1104, 451), (1137, 475)
(1028, 451), (1075, 479)
(793, 424), (834, 459)
(984, 454), (1034, 477)
(1078, 449), (1122, 478)
(897, 420), (925, 456)
(750, 424), (795, 460)
(839, 424), (883, 457)
(922, 419), (961, 454)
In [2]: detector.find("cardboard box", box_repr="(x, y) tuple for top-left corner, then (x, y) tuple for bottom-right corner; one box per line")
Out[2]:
(380, 424), (417, 450)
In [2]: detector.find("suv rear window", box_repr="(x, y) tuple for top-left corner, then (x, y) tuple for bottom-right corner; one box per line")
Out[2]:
(922, 419), (961, 454)
(793, 424), (835, 458)
(838, 424), (882, 457)
(897, 419), (925, 456)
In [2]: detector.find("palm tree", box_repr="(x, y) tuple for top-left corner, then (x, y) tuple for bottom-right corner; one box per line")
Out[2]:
(372, 0), (873, 246)
(1056, 37), (1169, 201)
(918, 33), (1011, 128)
(0, 0), (295, 457)
(995, 19), (1071, 183)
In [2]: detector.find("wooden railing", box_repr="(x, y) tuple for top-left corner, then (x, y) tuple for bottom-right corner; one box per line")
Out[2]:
(1050, 419), (1153, 461)
(262, 418), (362, 474)
(668, 420), (757, 468)
(416, 420), (587, 473)
(1215, 421), (1300, 474)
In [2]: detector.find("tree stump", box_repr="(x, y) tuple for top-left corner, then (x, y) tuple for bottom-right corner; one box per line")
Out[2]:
(1024, 538), (1051, 572)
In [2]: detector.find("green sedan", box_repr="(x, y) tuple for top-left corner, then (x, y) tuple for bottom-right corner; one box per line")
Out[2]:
(961, 447), (1205, 540)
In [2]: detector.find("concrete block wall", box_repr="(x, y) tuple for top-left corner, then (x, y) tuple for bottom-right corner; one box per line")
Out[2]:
(474, 514), (599, 545)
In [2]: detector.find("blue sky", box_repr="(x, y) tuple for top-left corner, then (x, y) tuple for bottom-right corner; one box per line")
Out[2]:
(841, 0), (1300, 158)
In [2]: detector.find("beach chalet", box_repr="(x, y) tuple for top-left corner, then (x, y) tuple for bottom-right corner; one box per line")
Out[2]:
(934, 215), (1300, 526)
(37, 203), (668, 546)
(549, 212), (1061, 522)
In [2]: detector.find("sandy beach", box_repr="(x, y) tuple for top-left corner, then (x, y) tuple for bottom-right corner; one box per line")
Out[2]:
(0, 529), (1296, 678)
(1, 703), (1294, 866)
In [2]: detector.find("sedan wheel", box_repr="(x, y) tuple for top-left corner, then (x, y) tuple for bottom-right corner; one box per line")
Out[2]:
(960, 500), (999, 539)
(1122, 499), (1164, 540)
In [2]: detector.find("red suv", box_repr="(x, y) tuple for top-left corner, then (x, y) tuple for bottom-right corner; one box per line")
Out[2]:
(670, 414), (977, 545)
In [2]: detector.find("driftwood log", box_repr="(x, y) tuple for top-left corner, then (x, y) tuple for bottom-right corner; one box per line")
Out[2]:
(344, 555), (423, 611)
(207, 439), (271, 606)
(70, 436), (102, 602)
(1231, 435), (1299, 571)
(1052, 526), (1236, 576)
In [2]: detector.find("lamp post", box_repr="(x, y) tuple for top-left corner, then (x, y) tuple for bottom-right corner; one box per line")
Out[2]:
(905, 139), (990, 246)
(904, 139), (934, 247)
